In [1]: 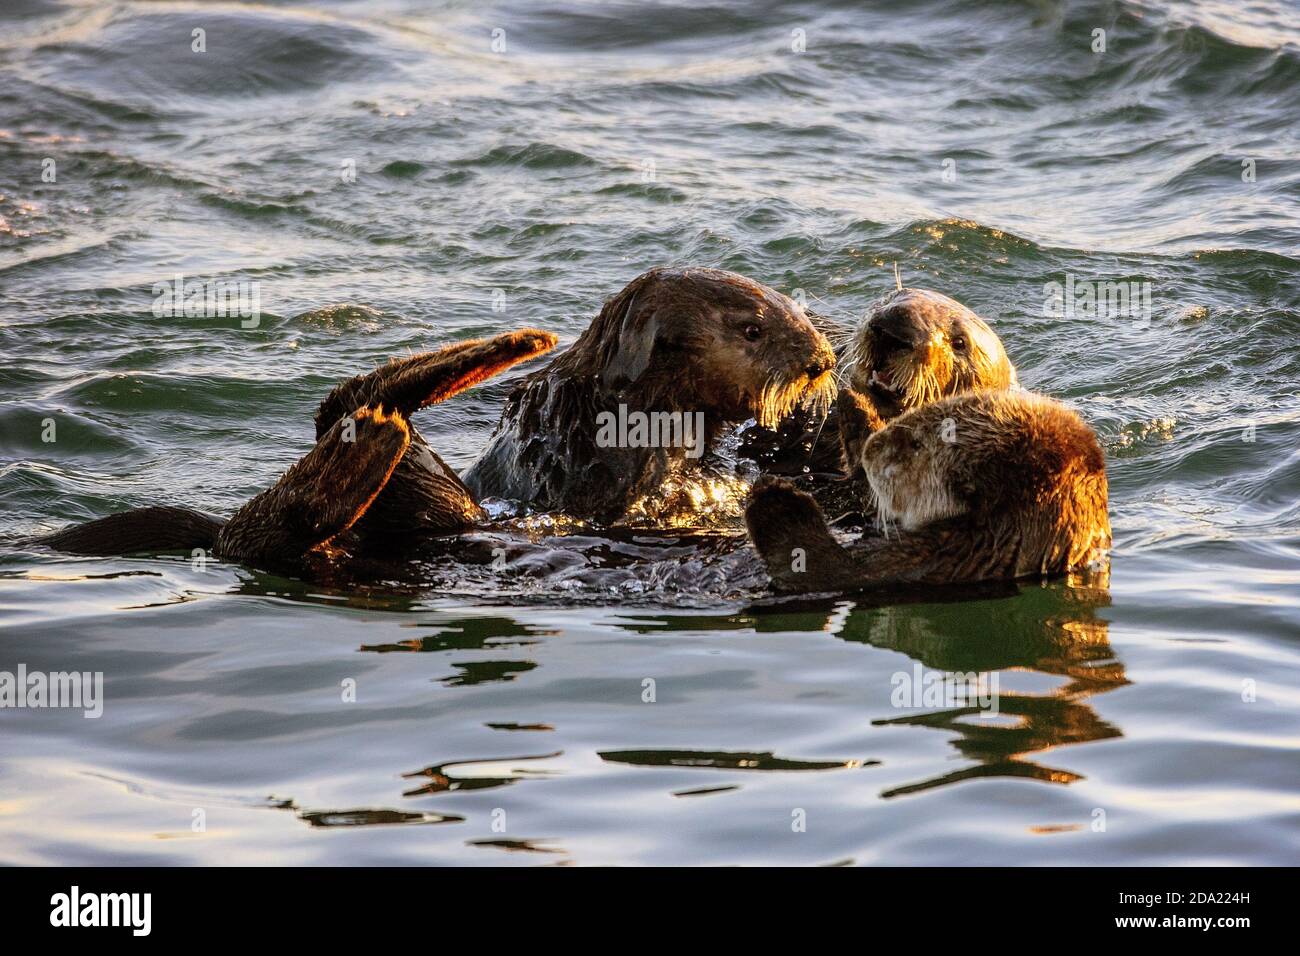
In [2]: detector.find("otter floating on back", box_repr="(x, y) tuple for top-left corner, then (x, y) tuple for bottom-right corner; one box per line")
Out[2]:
(746, 388), (1111, 596)
(38, 268), (838, 574)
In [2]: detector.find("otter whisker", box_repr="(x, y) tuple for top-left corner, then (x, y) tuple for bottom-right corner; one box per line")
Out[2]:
(756, 371), (776, 430)
(821, 326), (857, 346)
(874, 502), (897, 540)
(757, 381), (767, 428)
(756, 369), (823, 431)
(804, 371), (836, 420)
(802, 376), (840, 456)
(804, 291), (860, 326)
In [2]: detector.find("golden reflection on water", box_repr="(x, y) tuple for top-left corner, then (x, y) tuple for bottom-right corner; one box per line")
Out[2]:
(602, 572), (1125, 803)
(622, 472), (754, 528)
(831, 572), (1127, 797)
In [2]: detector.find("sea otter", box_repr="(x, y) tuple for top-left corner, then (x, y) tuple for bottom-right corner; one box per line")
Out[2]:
(742, 286), (1019, 517)
(39, 268), (837, 572)
(842, 287), (1018, 423)
(745, 389), (1110, 596)
(463, 267), (837, 524)
(39, 330), (557, 572)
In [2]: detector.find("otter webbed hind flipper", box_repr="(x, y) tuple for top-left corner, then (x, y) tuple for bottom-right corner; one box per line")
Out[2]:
(37, 505), (224, 556)
(314, 329), (559, 542)
(215, 405), (410, 570)
(40, 331), (558, 568)
(314, 329), (559, 436)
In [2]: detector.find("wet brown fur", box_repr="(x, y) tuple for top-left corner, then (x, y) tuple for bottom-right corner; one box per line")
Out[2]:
(215, 405), (411, 567)
(39, 330), (558, 572)
(315, 330), (557, 541)
(746, 390), (1110, 595)
(463, 267), (836, 523)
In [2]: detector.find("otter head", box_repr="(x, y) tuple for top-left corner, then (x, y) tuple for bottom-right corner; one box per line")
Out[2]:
(583, 266), (837, 430)
(846, 289), (1017, 421)
(858, 391), (1034, 530)
(858, 392), (1108, 544)
(858, 403), (969, 531)
(595, 269), (837, 429)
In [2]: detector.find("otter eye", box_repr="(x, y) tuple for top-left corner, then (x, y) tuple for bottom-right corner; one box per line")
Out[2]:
(951, 334), (967, 351)
(743, 323), (762, 342)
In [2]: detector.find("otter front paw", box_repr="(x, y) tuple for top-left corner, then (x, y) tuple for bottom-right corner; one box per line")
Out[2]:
(836, 387), (885, 477)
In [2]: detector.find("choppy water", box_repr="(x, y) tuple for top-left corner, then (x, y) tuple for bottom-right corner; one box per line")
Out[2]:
(2, 0), (1299, 865)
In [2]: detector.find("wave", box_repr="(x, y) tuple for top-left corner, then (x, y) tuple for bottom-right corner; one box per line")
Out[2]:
(22, 7), (410, 106)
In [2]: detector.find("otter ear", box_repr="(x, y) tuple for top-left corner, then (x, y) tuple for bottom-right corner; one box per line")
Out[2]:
(837, 388), (885, 476)
(607, 299), (659, 387)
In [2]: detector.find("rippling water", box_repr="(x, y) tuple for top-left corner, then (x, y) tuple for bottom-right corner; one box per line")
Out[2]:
(2, 0), (1298, 865)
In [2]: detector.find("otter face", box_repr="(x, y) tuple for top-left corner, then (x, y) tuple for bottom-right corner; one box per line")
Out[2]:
(859, 415), (966, 531)
(858, 391), (1111, 576)
(846, 289), (1017, 421)
(607, 267), (837, 429)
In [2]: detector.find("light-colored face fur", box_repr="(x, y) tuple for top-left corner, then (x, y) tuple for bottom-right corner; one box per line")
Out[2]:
(858, 391), (1083, 534)
(860, 413), (966, 531)
(857, 391), (1037, 531)
(686, 300), (838, 430)
(843, 289), (1017, 421)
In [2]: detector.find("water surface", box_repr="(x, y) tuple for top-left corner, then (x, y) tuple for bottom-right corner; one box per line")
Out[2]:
(1, 0), (1298, 865)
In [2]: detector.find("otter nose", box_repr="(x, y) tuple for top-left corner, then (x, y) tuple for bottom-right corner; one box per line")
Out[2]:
(805, 349), (834, 378)
(869, 307), (927, 350)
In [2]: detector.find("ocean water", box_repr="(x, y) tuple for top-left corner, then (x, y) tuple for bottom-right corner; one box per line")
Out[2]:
(1, 0), (1298, 865)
